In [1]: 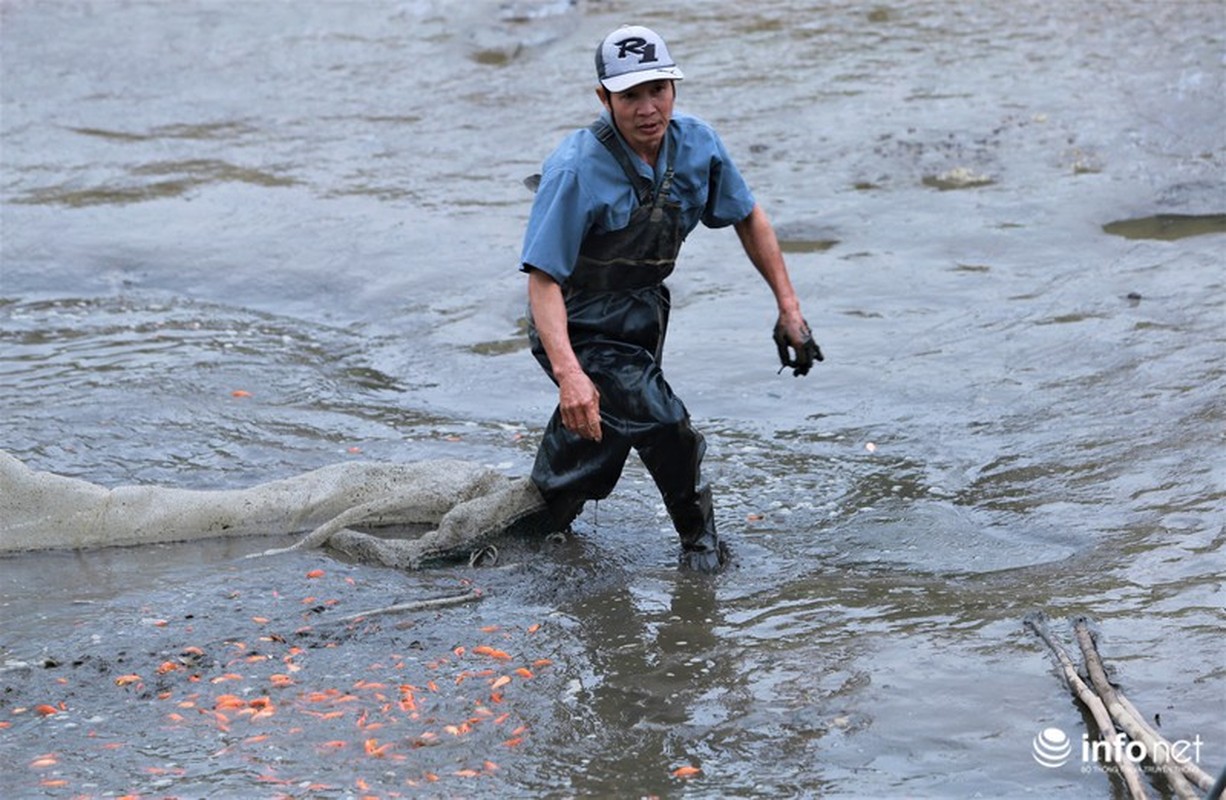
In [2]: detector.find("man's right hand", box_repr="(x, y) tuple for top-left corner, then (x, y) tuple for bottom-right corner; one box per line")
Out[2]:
(527, 268), (603, 441)
(558, 370), (602, 442)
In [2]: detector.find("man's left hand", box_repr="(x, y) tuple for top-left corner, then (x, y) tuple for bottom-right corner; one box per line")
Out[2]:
(774, 316), (824, 377)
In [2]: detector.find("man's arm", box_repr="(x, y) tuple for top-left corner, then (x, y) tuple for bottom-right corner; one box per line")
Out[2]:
(527, 268), (603, 441)
(734, 203), (810, 346)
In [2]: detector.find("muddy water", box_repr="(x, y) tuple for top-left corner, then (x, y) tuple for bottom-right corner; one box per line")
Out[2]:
(2, 0), (1224, 797)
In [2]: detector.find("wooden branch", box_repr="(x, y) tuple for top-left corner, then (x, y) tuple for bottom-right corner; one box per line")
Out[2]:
(1073, 619), (1212, 796)
(1025, 614), (1150, 800)
(326, 589), (483, 624)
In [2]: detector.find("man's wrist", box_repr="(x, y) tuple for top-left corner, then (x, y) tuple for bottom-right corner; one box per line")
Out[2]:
(555, 364), (587, 382)
(776, 298), (802, 316)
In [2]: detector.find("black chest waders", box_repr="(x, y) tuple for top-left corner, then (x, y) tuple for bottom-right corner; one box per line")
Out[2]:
(528, 120), (725, 571)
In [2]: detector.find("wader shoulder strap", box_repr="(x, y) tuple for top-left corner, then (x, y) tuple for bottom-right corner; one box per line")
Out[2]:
(589, 119), (676, 210)
(652, 141), (677, 223)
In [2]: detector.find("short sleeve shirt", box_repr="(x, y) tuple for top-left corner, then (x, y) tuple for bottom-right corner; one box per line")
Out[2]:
(520, 110), (756, 285)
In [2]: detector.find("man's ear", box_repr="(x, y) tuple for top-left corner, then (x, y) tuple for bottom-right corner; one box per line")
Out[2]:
(595, 86), (612, 111)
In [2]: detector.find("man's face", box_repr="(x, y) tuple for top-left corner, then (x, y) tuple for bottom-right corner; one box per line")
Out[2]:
(600, 79), (675, 159)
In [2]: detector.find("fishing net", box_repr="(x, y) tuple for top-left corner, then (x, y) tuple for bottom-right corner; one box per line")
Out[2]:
(0, 450), (546, 568)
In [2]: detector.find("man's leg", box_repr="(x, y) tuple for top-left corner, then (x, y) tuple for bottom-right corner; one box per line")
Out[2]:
(583, 346), (728, 573)
(635, 411), (728, 573)
(530, 406), (632, 531)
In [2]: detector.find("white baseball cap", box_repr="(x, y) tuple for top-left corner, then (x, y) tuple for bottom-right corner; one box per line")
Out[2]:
(595, 25), (684, 93)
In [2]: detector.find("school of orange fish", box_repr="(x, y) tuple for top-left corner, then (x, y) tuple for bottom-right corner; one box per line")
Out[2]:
(4, 567), (703, 797)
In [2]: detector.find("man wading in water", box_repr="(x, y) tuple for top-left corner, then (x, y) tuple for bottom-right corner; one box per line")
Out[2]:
(521, 25), (822, 573)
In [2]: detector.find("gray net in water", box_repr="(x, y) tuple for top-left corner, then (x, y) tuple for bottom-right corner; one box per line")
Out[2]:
(0, 451), (545, 568)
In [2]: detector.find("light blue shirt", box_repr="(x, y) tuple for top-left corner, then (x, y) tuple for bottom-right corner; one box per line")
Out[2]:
(520, 110), (756, 285)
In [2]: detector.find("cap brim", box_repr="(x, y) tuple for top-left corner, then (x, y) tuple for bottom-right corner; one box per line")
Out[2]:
(600, 66), (684, 93)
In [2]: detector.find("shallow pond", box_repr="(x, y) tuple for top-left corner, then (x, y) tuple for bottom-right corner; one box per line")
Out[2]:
(2, 0), (1224, 797)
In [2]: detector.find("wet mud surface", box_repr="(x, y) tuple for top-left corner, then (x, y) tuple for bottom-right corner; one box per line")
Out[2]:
(3, 544), (564, 797)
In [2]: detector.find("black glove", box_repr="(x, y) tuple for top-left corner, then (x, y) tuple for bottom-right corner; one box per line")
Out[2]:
(774, 320), (824, 377)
